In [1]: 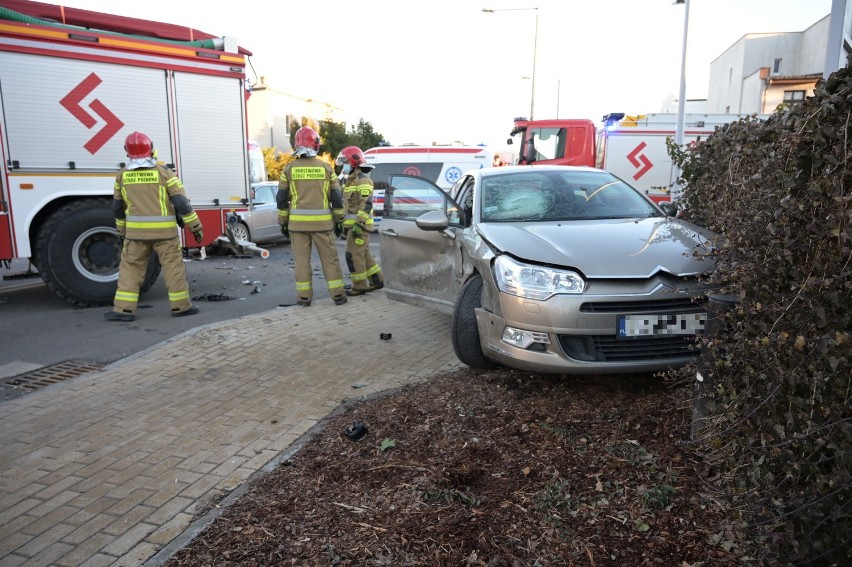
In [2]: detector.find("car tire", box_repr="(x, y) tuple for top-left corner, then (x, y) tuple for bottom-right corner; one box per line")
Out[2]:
(451, 274), (498, 369)
(230, 222), (251, 243)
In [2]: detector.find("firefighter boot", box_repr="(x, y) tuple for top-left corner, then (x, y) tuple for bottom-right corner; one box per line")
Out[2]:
(105, 310), (135, 322)
(172, 305), (200, 317)
(297, 298), (311, 307)
(369, 274), (384, 291)
(345, 287), (368, 297)
(333, 294), (348, 305)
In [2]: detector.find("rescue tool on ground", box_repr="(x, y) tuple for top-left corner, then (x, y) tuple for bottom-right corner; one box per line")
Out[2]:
(219, 213), (271, 258)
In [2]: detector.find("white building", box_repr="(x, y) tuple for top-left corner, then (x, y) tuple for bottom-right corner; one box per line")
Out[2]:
(663, 1), (852, 116)
(246, 77), (344, 154)
(659, 95), (707, 114)
(825, 0), (852, 75)
(706, 9), (843, 115)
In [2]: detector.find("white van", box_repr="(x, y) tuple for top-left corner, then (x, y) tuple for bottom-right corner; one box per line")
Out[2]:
(364, 145), (493, 215)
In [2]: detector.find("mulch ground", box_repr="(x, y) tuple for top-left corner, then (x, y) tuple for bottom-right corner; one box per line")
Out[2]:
(164, 368), (737, 566)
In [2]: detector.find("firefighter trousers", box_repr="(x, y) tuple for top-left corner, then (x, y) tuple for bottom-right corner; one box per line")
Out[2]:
(345, 231), (383, 291)
(112, 237), (192, 315)
(290, 230), (345, 301)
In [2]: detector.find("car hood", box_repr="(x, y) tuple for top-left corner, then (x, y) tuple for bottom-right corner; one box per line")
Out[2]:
(477, 217), (716, 278)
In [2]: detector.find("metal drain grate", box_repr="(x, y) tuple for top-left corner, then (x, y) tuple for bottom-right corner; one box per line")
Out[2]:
(0, 360), (103, 393)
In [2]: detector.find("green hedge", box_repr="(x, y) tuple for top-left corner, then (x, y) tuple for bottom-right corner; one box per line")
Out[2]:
(668, 59), (851, 565)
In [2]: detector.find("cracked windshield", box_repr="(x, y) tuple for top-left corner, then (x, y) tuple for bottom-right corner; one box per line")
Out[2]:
(481, 170), (659, 222)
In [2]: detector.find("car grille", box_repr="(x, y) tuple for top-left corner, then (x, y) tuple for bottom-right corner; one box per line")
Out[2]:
(557, 334), (702, 362)
(580, 298), (705, 313)
(558, 297), (708, 362)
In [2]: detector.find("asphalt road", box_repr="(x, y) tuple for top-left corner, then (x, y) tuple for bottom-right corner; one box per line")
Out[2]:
(0, 237), (378, 383)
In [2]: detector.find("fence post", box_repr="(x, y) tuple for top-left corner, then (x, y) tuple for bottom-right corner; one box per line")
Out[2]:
(691, 293), (739, 440)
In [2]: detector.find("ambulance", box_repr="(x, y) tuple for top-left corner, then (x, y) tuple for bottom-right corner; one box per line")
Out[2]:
(363, 145), (493, 215)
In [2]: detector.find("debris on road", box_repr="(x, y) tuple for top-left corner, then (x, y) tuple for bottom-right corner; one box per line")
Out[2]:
(193, 293), (236, 301)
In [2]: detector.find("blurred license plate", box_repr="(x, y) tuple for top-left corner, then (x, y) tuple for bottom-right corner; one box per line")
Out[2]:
(617, 313), (706, 338)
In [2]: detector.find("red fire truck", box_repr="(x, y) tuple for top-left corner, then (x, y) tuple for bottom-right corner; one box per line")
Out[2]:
(510, 112), (763, 203)
(0, 0), (255, 305)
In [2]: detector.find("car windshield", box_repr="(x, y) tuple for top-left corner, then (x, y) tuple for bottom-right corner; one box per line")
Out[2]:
(479, 170), (660, 222)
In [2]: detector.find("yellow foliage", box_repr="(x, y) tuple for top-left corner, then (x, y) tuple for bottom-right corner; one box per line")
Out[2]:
(318, 152), (336, 169)
(263, 147), (292, 181)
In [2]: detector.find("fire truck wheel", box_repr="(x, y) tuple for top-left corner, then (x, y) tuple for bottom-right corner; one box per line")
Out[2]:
(451, 274), (499, 370)
(35, 199), (161, 307)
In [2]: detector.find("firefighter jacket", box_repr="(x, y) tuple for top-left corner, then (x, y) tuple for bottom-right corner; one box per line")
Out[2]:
(112, 164), (202, 240)
(342, 172), (376, 233)
(277, 156), (344, 232)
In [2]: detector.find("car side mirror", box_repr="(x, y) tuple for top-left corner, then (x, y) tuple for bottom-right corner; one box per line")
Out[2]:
(415, 210), (450, 231)
(660, 202), (678, 217)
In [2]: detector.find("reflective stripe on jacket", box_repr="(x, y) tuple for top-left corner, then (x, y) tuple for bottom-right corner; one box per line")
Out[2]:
(113, 165), (200, 240)
(277, 156), (344, 232)
(343, 173), (375, 231)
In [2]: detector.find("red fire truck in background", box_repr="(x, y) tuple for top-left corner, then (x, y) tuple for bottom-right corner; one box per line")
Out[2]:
(510, 112), (764, 203)
(0, 0), (255, 306)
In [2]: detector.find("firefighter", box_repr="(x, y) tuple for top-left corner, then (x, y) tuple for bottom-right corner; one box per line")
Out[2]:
(277, 127), (347, 307)
(336, 146), (383, 296)
(105, 131), (203, 322)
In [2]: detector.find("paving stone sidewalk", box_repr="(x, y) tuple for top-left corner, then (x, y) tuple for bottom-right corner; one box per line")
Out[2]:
(0, 294), (461, 566)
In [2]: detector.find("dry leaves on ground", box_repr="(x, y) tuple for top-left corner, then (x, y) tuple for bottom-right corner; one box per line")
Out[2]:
(165, 368), (737, 566)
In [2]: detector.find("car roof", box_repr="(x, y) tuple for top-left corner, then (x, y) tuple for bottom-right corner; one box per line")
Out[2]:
(479, 165), (602, 176)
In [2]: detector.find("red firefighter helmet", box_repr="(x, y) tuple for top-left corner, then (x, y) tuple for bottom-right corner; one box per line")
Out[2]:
(336, 146), (374, 171)
(124, 131), (153, 159)
(294, 127), (321, 152)
(335, 146), (368, 168)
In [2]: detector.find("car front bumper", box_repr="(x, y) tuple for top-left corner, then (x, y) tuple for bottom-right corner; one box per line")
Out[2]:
(474, 286), (708, 374)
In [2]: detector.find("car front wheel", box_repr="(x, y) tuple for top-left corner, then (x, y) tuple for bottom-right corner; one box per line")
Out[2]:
(451, 274), (498, 369)
(229, 222), (251, 242)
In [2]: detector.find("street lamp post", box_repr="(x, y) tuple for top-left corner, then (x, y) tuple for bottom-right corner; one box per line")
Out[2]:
(671, 0), (691, 203)
(674, 0), (690, 147)
(483, 7), (539, 120)
(556, 78), (560, 118)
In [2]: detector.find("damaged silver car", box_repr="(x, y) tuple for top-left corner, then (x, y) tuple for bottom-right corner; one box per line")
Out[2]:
(378, 165), (717, 374)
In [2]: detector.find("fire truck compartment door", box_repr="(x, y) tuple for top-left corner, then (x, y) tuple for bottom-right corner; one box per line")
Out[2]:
(604, 133), (674, 190)
(173, 72), (248, 205)
(0, 51), (172, 170)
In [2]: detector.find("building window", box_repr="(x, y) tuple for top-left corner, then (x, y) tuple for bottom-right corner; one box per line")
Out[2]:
(773, 58), (782, 74)
(725, 106), (730, 113)
(728, 68), (732, 84)
(783, 90), (806, 104)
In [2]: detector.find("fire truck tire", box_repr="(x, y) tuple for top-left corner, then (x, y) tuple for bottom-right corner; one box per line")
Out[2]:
(451, 274), (499, 370)
(35, 199), (161, 307)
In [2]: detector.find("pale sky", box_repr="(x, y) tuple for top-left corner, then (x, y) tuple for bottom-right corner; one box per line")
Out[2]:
(52, 0), (831, 149)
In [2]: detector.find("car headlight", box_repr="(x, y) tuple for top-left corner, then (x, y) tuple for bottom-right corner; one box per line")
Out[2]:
(494, 255), (585, 299)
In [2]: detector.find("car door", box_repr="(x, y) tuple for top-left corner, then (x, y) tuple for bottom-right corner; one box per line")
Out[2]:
(251, 183), (280, 242)
(379, 175), (466, 315)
